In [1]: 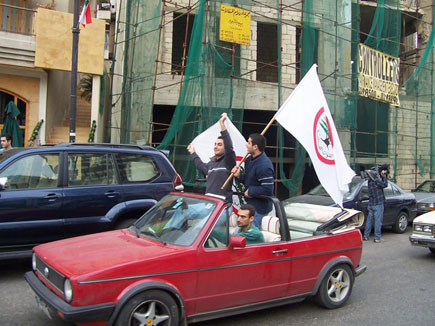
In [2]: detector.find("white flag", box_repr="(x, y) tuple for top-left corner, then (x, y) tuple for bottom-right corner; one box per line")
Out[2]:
(191, 117), (247, 211)
(274, 64), (355, 206)
(191, 118), (246, 164)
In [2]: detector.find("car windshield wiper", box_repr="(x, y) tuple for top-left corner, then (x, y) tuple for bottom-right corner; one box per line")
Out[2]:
(140, 227), (161, 241)
(130, 223), (141, 238)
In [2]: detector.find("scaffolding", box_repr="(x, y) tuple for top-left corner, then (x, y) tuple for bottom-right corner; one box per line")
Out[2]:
(108, 0), (435, 198)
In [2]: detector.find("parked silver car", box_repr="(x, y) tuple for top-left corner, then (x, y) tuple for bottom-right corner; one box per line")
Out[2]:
(409, 210), (435, 255)
(412, 180), (435, 215)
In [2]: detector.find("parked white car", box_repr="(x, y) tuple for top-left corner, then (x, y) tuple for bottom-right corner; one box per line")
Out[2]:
(409, 210), (435, 255)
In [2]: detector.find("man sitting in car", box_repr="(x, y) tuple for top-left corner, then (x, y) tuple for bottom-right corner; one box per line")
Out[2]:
(233, 204), (264, 244)
(211, 204), (264, 246)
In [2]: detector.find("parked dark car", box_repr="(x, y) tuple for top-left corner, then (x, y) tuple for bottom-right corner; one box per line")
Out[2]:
(283, 176), (417, 233)
(0, 143), (183, 260)
(411, 179), (435, 215)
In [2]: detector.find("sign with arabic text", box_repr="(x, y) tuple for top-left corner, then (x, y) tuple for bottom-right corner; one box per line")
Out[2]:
(219, 4), (251, 45)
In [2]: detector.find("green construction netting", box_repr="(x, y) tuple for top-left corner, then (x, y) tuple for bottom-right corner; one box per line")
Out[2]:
(110, 0), (435, 196)
(157, 0), (248, 187)
(403, 3), (435, 177)
(112, 1), (162, 144)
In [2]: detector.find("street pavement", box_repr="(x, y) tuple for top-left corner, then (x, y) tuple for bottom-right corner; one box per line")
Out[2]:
(1, 228), (434, 326)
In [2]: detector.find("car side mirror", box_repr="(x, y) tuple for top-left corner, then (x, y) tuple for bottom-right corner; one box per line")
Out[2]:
(0, 177), (8, 190)
(229, 235), (246, 249)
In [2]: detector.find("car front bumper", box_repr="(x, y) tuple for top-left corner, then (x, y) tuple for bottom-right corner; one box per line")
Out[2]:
(409, 234), (435, 248)
(25, 271), (114, 323)
(354, 263), (367, 277)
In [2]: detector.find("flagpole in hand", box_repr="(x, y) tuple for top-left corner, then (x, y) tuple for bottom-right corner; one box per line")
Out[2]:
(221, 117), (276, 190)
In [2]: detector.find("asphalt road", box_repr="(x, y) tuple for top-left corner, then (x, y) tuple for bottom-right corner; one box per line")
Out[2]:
(1, 228), (434, 326)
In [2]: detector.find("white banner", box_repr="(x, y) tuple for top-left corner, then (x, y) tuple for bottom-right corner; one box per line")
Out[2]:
(274, 64), (355, 206)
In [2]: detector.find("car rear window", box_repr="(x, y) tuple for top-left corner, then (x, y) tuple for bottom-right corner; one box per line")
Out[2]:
(116, 153), (159, 183)
(67, 153), (117, 186)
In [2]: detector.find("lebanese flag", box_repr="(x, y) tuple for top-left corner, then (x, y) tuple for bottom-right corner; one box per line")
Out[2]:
(274, 64), (355, 207)
(191, 116), (247, 212)
(79, 0), (92, 27)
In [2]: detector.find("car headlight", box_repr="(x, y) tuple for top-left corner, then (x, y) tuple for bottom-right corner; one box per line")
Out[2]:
(417, 203), (435, 211)
(64, 279), (73, 302)
(414, 224), (433, 234)
(423, 225), (433, 233)
(32, 253), (37, 271)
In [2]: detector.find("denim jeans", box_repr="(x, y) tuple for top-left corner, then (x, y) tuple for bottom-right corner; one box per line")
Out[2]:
(364, 204), (384, 240)
(253, 211), (264, 228)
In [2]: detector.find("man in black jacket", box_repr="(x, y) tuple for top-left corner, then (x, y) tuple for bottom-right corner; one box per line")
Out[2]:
(187, 113), (236, 203)
(232, 133), (274, 227)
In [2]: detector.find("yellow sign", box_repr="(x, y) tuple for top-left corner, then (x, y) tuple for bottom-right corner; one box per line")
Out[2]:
(219, 4), (251, 45)
(358, 44), (400, 106)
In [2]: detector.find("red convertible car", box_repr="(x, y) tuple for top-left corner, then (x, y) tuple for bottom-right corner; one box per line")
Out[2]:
(25, 192), (366, 326)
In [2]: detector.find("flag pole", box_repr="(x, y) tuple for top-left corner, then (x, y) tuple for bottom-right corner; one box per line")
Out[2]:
(221, 117), (276, 190)
(70, 0), (80, 143)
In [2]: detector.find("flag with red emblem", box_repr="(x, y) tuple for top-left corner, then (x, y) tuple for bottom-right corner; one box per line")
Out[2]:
(274, 64), (355, 207)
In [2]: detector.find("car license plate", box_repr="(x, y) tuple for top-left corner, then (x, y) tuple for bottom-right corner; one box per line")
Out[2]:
(34, 295), (53, 320)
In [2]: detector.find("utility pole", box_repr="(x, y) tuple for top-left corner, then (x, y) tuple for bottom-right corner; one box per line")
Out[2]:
(70, 0), (80, 143)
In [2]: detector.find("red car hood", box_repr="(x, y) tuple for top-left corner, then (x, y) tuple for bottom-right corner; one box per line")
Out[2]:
(34, 229), (181, 278)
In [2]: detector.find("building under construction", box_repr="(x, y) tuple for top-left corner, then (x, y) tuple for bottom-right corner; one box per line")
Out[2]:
(105, 0), (435, 198)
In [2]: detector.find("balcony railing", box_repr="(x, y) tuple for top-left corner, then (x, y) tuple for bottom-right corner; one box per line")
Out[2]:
(0, 3), (36, 35)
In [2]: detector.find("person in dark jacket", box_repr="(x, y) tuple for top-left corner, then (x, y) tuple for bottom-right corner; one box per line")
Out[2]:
(187, 113), (236, 203)
(363, 164), (389, 243)
(232, 133), (274, 227)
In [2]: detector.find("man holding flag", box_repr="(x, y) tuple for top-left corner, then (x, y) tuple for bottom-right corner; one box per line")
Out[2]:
(187, 113), (236, 203)
(231, 133), (274, 228)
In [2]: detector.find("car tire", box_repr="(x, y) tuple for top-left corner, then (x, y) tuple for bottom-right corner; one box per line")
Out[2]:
(429, 248), (435, 255)
(392, 211), (408, 233)
(115, 218), (137, 230)
(115, 290), (179, 326)
(315, 264), (354, 309)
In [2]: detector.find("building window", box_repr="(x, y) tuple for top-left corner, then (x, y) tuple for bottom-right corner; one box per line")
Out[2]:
(353, 100), (389, 157)
(257, 22), (278, 82)
(0, 90), (27, 145)
(215, 17), (241, 78)
(172, 13), (195, 75)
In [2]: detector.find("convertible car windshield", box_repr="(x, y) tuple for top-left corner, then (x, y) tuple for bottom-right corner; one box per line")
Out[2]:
(132, 194), (217, 246)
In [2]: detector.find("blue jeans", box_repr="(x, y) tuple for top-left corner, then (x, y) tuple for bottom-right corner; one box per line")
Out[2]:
(253, 211), (264, 228)
(364, 204), (384, 240)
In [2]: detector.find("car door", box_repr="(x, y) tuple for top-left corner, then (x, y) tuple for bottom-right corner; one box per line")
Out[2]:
(195, 208), (290, 314)
(62, 152), (124, 236)
(0, 152), (63, 247)
(383, 182), (400, 224)
(354, 184), (369, 218)
(115, 152), (173, 202)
